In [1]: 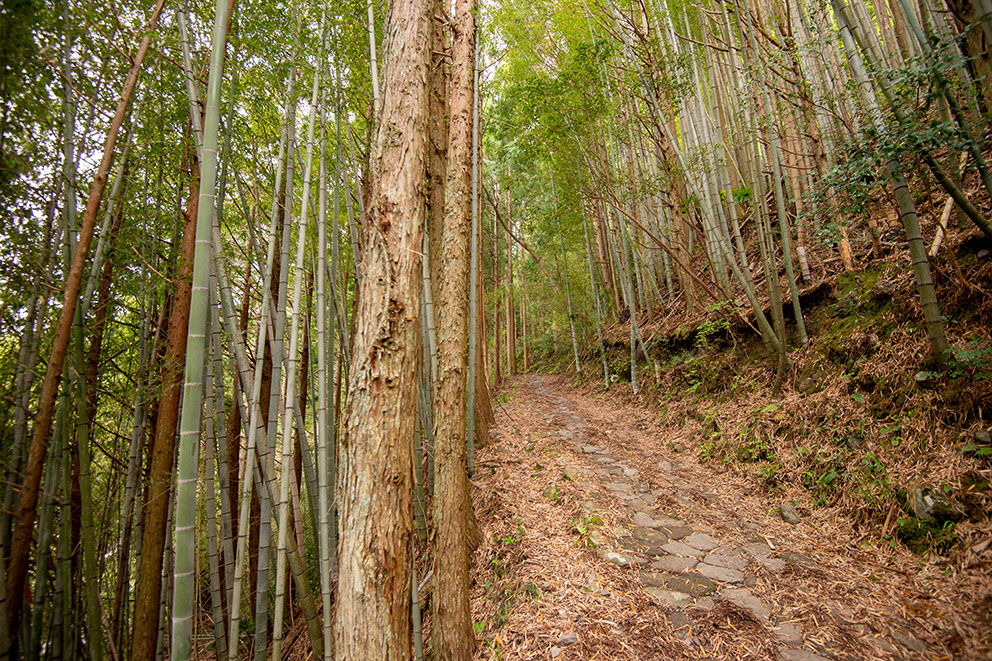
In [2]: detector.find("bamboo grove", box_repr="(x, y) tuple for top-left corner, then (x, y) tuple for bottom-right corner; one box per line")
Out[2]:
(486, 0), (992, 394)
(0, 0), (989, 658)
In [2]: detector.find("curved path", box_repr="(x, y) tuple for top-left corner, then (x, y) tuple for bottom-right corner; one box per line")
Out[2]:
(470, 375), (955, 660)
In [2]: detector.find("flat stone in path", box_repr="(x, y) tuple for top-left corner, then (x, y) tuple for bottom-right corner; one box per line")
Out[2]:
(631, 511), (657, 528)
(773, 622), (804, 647)
(757, 556), (786, 572)
(606, 481), (633, 494)
(638, 570), (672, 588)
(696, 563), (745, 584)
(703, 553), (748, 571)
(741, 542), (772, 557)
(720, 587), (771, 621)
(630, 528), (670, 548)
(684, 532), (718, 551)
(643, 587), (691, 607)
(667, 610), (691, 631)
(622, 467), (639, 477)
(660, 541), (705, 558)
(665, 572), (718, 597)
(658, 524), (693, 541)
(650, 556), (698, 573)
(581, 445), (604, 454)
(596, 549), (645, 567)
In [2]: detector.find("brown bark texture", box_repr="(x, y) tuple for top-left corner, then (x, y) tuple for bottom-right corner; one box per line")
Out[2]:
(431, 0), (477, 655)
(332, 0), (432, 655)
(130, 155), (198, 661)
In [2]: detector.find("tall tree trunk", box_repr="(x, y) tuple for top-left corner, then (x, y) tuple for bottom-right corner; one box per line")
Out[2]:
(131, 151), (199, 661)
(432, 0), (477, 653)
(332, 0), (432, 653)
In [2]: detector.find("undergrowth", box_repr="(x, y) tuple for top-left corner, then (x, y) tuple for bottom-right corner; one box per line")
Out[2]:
(585, 255), (992, 558)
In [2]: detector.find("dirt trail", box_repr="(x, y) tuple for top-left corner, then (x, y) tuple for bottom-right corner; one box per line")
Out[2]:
(470, 375), (965, 660)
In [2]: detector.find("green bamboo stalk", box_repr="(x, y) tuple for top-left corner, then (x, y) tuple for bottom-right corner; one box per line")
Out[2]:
(832, 0), (950, 361)
(203, 316), (229, 659)
(316, 16), (334, 658)
(272, 43), (321, 659)
(170, 0), (231, 653)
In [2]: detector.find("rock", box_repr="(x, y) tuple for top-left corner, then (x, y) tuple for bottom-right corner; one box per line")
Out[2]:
(671, 442), (686, 453)
(866, 637), (899, 654)
(914, 371), (939, 389)
(910, 486), (964, 524)
(667, 610), (691, 630)
(524, 444), (534, 452)
(780, 502), (802, 525)
(562, 467), (580, 482)
(659, 525), (693, 541)
(650, 556), (698, 573)
(798, 377), (818, 394)
(666, 572), (718, 597)
(978, 248), (991, 259)
(660, 541), (705, 558)
(741, 542), (771, 558)
(773, 622), (804, 647)
(631, 528), (670, 549)
(696, 562), (744, 583)
(644, 587), (691, 607)
(556, 631), (578, 646)
(606, 481), (633, 494)
(581, 445), (604, 454)
(845, 436), (864, 450)
(580, 501), (597, 512)
(694, 596), (716, 610)
(581, 572), (602, 593)
(622, 467), (639, 478)
(684, 533), (718, 551)
(596, 549), (645, 567)
(638, 570), (672, 588)
(656, 515), (686, 527)
(757, 556), (786, 572)
(550, 646), (561, 658)
(720, 588), (771, 621)
(632, 512), (657, 528)
(975, 430), (991, 445)
(587, 530), (606, 547)
(873, 280), (897, 300)
(703, 553), (748, 571)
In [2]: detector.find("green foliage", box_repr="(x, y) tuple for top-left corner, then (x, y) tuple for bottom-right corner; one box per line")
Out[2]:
(896, 517), (959, 555)
(570, 513), (602, 547)
(695, 300), (733, 350)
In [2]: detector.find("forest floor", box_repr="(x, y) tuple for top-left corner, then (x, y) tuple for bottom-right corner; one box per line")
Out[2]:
(470, 374), (987, 661)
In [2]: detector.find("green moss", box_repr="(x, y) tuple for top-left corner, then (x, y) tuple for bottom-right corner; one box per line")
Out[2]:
(895, 517), (959, 555)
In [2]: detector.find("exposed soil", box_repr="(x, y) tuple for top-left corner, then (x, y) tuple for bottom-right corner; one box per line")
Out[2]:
(470, 374), (990, 660)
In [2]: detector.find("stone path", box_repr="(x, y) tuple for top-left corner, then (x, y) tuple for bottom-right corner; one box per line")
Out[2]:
(576, 438), (827, 660)
(521, 375), (932, 660)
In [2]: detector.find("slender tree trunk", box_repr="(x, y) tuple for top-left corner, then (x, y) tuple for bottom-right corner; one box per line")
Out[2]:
(132, 150), (199, 661)
(431, 0), (477, 654)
